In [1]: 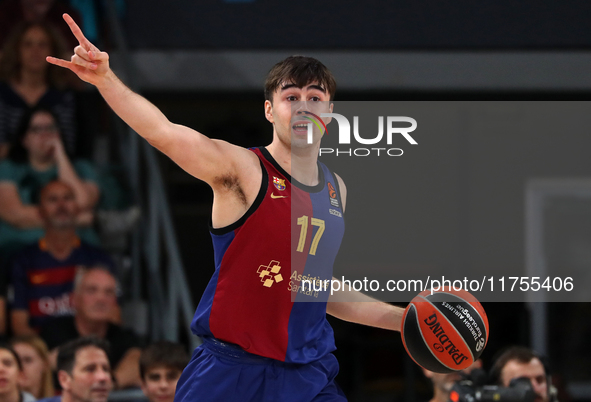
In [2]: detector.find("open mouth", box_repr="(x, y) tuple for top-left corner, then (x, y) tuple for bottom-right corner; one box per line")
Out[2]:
(292, 121), (310, 134)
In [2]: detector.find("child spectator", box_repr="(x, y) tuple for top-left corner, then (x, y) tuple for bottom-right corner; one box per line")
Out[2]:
(139, 342), (189, 402)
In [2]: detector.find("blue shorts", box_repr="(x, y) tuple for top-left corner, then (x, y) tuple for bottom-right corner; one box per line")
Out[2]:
(175, 337), (347, 402)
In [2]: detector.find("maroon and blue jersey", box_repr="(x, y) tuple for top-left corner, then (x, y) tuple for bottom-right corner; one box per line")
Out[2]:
(11, 238), (115, 330)
(191, 147), (345, 364)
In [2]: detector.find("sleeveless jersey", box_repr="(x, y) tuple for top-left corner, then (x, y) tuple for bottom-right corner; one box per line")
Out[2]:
(191, 147), (345, 364)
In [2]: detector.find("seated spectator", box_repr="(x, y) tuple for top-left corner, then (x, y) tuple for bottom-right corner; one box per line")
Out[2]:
(38, 337), (112, 402)
(0, 21), (77, 158)
(0, 107), (100, 263)
(0, 1), (82, 52)
(490, 346), (555, 402)
(140, 342), (189, 402)
(11, 335), (54, 399)
(0, 343), (36, 402)
(10, 180), (114, 335)
(40, 267), (142, 389)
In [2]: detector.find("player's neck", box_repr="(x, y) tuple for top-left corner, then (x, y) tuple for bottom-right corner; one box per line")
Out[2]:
(266, 142), (320, 186)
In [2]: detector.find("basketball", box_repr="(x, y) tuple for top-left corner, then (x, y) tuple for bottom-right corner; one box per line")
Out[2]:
(401, 288), (489, 373)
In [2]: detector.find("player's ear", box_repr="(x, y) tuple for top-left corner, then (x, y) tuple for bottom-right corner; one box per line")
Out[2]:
(264, 100), (274, 123)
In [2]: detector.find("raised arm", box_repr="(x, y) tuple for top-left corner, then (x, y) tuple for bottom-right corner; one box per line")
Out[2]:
(46, 14), (248, 186)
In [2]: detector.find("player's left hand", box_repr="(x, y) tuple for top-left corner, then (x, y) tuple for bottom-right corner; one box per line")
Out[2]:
(46, 13), (111, 87)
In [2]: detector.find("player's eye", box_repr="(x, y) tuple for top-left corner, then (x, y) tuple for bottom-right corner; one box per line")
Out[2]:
(310, 96), (320, 102)
(287, 95), (298, 101)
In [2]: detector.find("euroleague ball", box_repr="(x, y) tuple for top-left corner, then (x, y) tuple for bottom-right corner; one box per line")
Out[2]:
(401, 288), (489, 373)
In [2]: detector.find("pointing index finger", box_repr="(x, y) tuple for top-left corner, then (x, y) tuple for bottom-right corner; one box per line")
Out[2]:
(63, 13), (93, 50)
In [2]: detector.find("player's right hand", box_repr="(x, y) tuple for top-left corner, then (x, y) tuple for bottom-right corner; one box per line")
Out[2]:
(46, 13), (111, 87)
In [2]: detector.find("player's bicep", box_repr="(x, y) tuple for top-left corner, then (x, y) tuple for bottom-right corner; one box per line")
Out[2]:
(155, 124), (245, 185)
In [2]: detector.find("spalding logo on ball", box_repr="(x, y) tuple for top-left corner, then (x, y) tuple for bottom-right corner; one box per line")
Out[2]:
(401, 288), (489, 373)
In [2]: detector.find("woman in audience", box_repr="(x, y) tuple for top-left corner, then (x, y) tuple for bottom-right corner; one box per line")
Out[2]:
(0, 21), (77, 159)
(11, 336), (54, 399)
(0, 106), (100, 261)
(0, 343), (36, 402)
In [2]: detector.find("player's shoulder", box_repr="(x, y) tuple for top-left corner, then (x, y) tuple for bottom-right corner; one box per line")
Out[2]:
(208, 141), (262, 195)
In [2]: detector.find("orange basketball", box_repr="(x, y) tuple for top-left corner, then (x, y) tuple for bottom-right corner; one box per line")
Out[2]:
(401, 288), (489, 373)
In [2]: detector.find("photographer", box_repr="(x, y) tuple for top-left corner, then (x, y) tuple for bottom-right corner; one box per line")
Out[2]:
(423, 360), (482, 402)
(490, 346), (552, 402)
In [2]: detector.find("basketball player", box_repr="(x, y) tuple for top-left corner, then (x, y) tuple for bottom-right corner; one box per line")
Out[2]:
(47, 14), (405, 401)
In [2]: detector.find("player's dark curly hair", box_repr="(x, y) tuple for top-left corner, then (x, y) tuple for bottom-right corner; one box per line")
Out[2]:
(264, 56), (336, 102)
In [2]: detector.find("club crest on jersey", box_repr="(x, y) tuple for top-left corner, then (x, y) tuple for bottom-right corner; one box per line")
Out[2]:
(328, 182), (340, 208)
(273, 177), (286, 191)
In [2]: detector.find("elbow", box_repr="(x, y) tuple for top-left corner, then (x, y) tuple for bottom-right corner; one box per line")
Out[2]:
(146, 122), (175, 152)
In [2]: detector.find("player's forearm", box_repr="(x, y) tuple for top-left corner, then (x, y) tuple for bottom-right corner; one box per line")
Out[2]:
(327, 299), (403, 332)
(327, 280), (403, 331)
(96, 70), (174, 150)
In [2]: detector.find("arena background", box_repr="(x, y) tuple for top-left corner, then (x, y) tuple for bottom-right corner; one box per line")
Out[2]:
(81, 1), (591, 401)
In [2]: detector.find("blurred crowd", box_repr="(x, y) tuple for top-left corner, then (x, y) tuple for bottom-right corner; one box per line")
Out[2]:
(0, 1), (168, 401)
